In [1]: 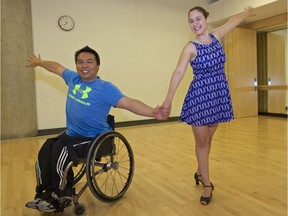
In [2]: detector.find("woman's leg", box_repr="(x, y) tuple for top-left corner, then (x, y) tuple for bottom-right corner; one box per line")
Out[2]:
(192, 125), (218, 197)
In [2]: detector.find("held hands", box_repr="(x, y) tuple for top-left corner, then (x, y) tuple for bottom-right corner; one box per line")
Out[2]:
(162, 100), (172, 119)
(153, 101), (172, 120)
(26, 54), (42, 68)
(153, 105), (168, 120)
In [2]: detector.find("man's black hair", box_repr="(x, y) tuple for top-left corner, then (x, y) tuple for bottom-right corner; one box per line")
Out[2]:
(74, 46), (100, 65)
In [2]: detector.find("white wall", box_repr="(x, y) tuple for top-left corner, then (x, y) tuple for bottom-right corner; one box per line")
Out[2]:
(31, 0), (282, 129)
(31, 0), (195, 129)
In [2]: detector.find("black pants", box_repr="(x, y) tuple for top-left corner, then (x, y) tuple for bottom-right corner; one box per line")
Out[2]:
(35, 134), (93, 198)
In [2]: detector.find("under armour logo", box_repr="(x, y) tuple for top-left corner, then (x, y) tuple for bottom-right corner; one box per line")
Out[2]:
(72, 84), (92, 99)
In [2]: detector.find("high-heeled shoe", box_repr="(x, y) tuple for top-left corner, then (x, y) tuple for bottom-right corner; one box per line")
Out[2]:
(194, 173), (204, 186)
(200, 183), (214, 205)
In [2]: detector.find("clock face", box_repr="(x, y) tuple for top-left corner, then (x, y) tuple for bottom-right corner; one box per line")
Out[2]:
(58, 15), (75, 31)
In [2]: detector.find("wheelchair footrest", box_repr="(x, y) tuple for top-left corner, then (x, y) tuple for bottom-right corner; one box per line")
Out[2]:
(60, 187), (76, 198)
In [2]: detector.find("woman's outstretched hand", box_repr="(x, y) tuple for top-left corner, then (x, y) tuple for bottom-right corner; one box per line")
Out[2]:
(244, 6), (255, 17)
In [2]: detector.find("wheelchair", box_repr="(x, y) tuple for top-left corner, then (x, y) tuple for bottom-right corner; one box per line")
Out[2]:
(35, 115), (135, 215)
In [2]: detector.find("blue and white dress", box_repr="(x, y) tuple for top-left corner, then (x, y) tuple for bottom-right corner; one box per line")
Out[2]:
(180, 34), (234, 126)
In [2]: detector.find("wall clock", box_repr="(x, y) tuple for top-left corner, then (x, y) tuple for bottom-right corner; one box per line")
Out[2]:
(58, 15), (75, 31)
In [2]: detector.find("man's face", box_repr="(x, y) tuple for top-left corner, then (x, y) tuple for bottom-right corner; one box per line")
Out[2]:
(76, 52), (99, 82)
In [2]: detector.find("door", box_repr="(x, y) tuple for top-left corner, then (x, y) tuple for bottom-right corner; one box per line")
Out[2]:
(267, 30), (286, 114)
(224, 27), (258, 118)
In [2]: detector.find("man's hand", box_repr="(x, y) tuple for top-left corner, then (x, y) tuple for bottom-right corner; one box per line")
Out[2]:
(26, 54), (41, 68)
(25, 54), (65, 77)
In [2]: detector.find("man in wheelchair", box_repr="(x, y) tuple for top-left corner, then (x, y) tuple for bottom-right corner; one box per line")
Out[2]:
(25, 46), (166, 212)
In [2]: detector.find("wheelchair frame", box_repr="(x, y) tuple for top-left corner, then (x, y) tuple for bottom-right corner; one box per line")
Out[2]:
(35, 117), (135, 215)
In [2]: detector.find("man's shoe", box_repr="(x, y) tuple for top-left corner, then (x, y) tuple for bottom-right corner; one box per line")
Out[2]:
(25, 198), (42, 209)
(37, 200), (57, 212)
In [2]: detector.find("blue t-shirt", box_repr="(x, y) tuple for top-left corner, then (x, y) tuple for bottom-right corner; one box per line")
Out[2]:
(62, 69), (124, 138)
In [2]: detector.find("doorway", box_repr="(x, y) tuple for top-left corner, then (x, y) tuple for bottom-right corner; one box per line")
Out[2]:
(257, 28), (287, 116)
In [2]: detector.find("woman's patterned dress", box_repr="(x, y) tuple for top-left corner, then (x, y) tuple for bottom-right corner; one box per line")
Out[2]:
(180, 34), (234, 126)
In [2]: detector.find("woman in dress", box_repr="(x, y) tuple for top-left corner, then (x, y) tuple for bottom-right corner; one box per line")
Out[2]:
(162, 6), (255, 205)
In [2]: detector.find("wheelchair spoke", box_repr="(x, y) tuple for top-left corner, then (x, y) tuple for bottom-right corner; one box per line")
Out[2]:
(117, 165), (130, 171)
(98, 170), (118, 196)
(92, 162), (131, 196)
(115, 170), (129, 186)
(115, 140), (124, 151)
(117, 154), (129, 162)
(110, 170), (119, 196)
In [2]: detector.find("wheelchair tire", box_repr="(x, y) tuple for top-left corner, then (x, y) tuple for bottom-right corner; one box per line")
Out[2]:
(86, 131), (134, 202)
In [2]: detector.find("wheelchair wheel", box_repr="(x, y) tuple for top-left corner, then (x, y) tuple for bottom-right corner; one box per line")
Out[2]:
(73, 163), (86, 185)
(86, 131), (134, 202)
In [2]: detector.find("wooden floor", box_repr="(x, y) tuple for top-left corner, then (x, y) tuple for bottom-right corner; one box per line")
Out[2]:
(1, 116), (287, 216)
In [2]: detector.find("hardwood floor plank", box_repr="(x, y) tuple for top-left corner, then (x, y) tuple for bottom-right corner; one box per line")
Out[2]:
(1, 116), (287, 216)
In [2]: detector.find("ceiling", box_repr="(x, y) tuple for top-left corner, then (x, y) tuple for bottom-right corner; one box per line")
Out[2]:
(184, 0), (287, 26)
(249, 0), (287, 22)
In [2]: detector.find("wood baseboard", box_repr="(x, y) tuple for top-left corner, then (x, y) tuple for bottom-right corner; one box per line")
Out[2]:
(37, 116), (180, 136)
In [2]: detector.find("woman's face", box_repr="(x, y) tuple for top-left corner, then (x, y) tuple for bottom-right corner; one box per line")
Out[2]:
(188, 9), (208, 35)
